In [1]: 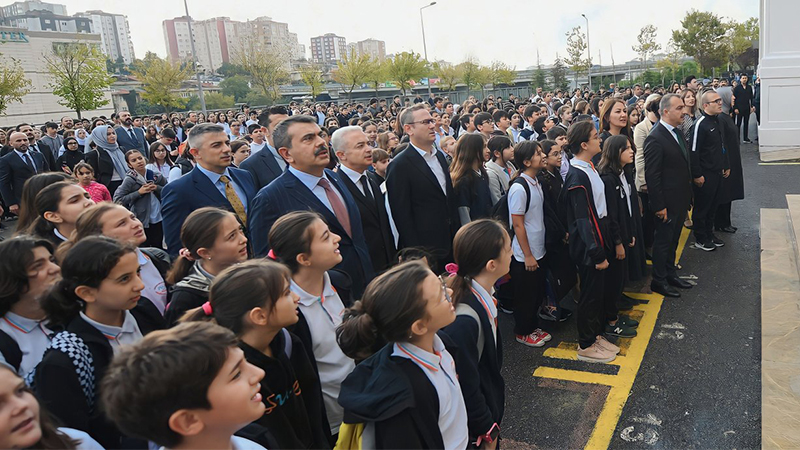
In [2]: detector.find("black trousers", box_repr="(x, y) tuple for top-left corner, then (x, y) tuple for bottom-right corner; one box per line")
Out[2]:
(736, 112), (750, 141)
(107, 180), (123, 198)
(639, 191), (655, 250)
(651, 208), (687, 284)
(715, 202), (733, 229)
(605, 249), (626, 323)
(577, 262), (605, 349)
(143, 221), (164, 250)
(692, 171), (723, 243)
(510, 256), (546, 336)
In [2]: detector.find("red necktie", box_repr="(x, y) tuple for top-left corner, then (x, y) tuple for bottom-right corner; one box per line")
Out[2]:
(318, 178), (352, 237)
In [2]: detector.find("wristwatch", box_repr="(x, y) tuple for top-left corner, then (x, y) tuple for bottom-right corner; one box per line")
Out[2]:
(476, 423), (500, 446)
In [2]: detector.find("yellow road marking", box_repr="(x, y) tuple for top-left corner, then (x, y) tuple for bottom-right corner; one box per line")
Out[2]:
(533, 367), (620, 387)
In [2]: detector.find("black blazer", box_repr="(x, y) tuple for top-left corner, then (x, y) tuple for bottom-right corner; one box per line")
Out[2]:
(385, 144), (457, 271)
(1, 142), (54, 172)
(115, 126), (148, 158)
(643, 122), (692, 214)
(336, 167), (396, 272)
(85, 149), (116, 190)
(0, 150), (47, 206)
(240, 146), (285, 191)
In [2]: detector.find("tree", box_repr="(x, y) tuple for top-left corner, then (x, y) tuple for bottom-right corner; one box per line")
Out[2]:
(133, 56), (192, 112)
(44, 42), (113, 119)
(333, 49), (372, 99)
(220, 75), (251, 102)
(129, 51), (161, 75)
(216, 62), (246, 78)
(532, 64), (547, 91)
(365, 58), (387, 97)
(672, 10), (729, 74)
(203, 92), (235, 110)
(632, 24), (661, 70)
(473, 65), (493, 98)
(433, 61), (461, 96)
(385, 51), (428, 96)
(299, 64), (325, 99)
(728, 17), (759, 70)
(243, 91), (272, 107)
(655, 39), (684, 85)
(232, 36), (290, 103)
(489, 61), (516, 95)
(550, 54), (569, 92)
(565, 26), (590, 88)
(0, 54), (31, 115)
(458, 58), (482, 97)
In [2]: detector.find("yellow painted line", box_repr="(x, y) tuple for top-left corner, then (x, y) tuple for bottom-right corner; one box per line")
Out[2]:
(533, 366), (620, 387)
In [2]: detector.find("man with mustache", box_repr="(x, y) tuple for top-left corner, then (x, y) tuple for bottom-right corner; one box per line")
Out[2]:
(248, 115), (374, 298)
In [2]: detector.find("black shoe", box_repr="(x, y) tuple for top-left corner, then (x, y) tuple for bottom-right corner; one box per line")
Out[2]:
(715, 226), (737, 233)
(667, 276), (693, 289)
(743, 139), (752, 143)
(622, 293), (645, 304)
(693, 241), (716, 252)
(617, 300), (634, 311)
(498, 303), (514, 314)
(651, 281), (681, 298)
(711, 236), (725, 247)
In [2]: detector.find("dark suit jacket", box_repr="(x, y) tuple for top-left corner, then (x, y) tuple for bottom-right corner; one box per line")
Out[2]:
(161, 166), (256, 256)
(643, 122), (692, 214)
(115, 126), (148, 158)
(385, 144), (457, 271)
(248, 168), (374, 298)
(240, 146), (284, 191)
(0, 150), (47, 206)
(0, 141), (54, 172)
(337, 167), (396, 272)
(85, 149), (116, 190)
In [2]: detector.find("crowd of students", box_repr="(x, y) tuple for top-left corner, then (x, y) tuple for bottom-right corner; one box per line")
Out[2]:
(0, 75), (747, 449)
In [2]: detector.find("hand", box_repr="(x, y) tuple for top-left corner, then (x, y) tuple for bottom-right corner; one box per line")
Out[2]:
(693, 176), (705, 187)
(61, 165), (72, 175)
(9, 204), (19, 215)
(138, 183), (157, 195)
(524, 255), (539, 271)
(596, 259), (609, 270)
(563, 232), (569, 244)
(734, 109), (739, 115)
(616, 243), (626, 260)
(481, 438), (499, 450)
(629, 237), (636, 248)
(655, 208), (668, 222)
(723, 169), (730, 178)
(751, 106), (756, 113)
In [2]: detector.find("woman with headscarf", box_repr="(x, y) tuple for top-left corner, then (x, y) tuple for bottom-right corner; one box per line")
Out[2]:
(85, 125), (129, 196)
(54, 137), (85, 173)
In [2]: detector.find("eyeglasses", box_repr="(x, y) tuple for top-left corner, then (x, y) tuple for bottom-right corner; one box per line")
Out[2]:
(706, 99), (723, 105)
(410, 119), (436, 126)
(438, 275), (453, 304)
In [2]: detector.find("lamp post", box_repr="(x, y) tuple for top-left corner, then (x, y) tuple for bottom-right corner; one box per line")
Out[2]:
(420, 2), (436, 97)
(582, 13), (591, 91)
(184, 0), (206, 115)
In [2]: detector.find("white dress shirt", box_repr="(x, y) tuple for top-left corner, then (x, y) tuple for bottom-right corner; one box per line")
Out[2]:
(411, 143), (447, 194)
(509, 173), (547, 261)
(338, 164), (374, 197)
(249, 140), (266, 155)
(288, 166), (346, 215)
(136, 249), (168, 315)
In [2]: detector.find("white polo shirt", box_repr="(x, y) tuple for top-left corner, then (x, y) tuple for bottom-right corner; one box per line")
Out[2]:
(80, 311), (143, 354)
(0, 312), (52, 375)
(570, 159), (608, 218)
(290, 272), (355, 434)
(137, 249), (168, 316)
(509, 173), (546, 262)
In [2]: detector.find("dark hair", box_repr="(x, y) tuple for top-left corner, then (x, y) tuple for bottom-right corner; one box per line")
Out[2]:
(337, 261), (432, 360)
(545, 126), (566, 140)
(372, 148), (389, 162)
(182, 260), (291, 335)
(230, 139), (249, 155)
(0, 236), (55, 316)
(684, 75), (696, 85)
(25, 181), (83, 240)
(450, 133), (488, 189)
(598, 98), (631, 138)
(272, 115), (317, 150)
(247, 123), (262, 135)
(590, 97), (603, 116)
(44, 236), (135, 328)
(56, 203), (126, 261)
(166, 207), (236, 285)
(73, 161), (94, 175)
(459, 113), (474, 129)
(62, 136), (78, 150)
(45, 121), (58, 130)
(268, 211), (323, 274)
(148, 141), (173, 167)
(101, 322), (238, 448)
(450, 220), (509, 306)
(160, 127), (176, 140)
(16, 172), (74, 233)
(523, 104), (540, 120)
(512, 140), (541, 178)
(491, 110), (508, 123)
(396, 247), (434, 268)
(541, 139), (559, 157)
(474, 112), (492, 127)
(598, 134), (631, 175)
(124, 149), (144, 165)
(488, 135), (512, 162)
(566, 121), (596, 155)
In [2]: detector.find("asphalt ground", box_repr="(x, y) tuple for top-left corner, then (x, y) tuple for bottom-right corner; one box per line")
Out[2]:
(499, 143), (800, 449)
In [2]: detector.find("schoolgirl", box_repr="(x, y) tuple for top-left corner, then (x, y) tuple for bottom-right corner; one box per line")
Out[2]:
(508, 140), (552, 348)
(145, 141), (173, 179)
(485, 135), (516, 205)
(113, 149), (167, 249)
(73, 162), (112, 203)
(25, 181), (94, 246)
(0, 237), (61, 376)
(268, 211), (355, 437)
(441, 219), (510, 448)
(337, 261), (469, 449)
(34, 236), (161, 449)
(562, 121), (619, 363)
(183, 260), (332, 449)
(165, 207), (249, 326)
(451, 134), (494, 225)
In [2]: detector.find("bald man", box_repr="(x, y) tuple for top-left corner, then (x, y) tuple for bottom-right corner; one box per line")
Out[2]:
(0, 132), (47, 214)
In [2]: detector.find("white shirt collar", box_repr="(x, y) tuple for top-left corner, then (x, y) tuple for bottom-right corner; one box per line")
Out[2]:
(288, 166), (329, 191)
(3, 311), (44, 333)
(290, 272), (337, 307)
(80, 310), (138, 340)
(469, 279), (497, 320)
(392, 334), (446, 372)
(196, 163), (231, 185)
(659, 119), (677, 133)
(338, 164), (367, 185)
(53, 228), (68, 241)
(411, 142), (436, 158)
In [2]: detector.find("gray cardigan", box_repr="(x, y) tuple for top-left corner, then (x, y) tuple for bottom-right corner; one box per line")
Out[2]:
(113, 169), (166, 227)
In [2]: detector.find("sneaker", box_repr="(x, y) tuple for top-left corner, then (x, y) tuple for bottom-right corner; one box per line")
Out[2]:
(558, 308), (574, 322)
(693, 241), (716, 252)
(498, 303), (514, 314)
(711, 236), (725, 247)
(595, 335), (620, 354)
(533, 328), (552, 342)
(616, 315), (639, 328)
(577, 342), (617, 363)
(516, 332), (546, 347)
(538, 306), (558, 322)
(605, 323), (637, 338)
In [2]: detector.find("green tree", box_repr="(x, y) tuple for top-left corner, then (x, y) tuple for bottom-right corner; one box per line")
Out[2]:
(532, 64), (547, 91)
(632, 24), (661, 71)
(550, 54), (569, 92)
(203, 92), (235, 109)
(385, 51), (428, 95)
(565, 26), (590, 88)
(473, 65), (493, 98)
(232, 36), (290, 103)
(728, 17), (759, 70)
(489, 61), (516, 95)
(129, 51), (161, 75)
(333, 48), (373, 100)
(672, 10), (729, 74)
(44, 42), (113, 119)
(458, 58), (482, 97)
(133, 56), (192, 111)
(216, 62), (246, 78)
(365, 58), (387, 97)
(433, 61), (461, 96)
(243, 91), (272, 107)
(300, 64), (325, 99)
(0, 54), (31, 115)
(220, 75), (251, 102)
(655, 39), (683, 86)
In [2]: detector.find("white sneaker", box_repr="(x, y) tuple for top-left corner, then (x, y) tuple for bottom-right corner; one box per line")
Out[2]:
(595, 335), (620, 354)
(577, 342), (617, 363)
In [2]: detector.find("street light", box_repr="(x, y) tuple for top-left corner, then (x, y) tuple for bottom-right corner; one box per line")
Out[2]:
(420, 2), (436, 97)
(582, 13), (592, 91)
(184, 0), (206, 115)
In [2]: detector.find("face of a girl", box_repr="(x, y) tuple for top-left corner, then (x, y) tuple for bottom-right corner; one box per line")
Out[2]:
(153, 146), (168, 162)
(76, 167), (94, 185)
(364, 125), (378, 142)
(101, 206), (146, 246)
(233, 146), (251, 165)
(388, 133), (399, 148)
(585, 128), (602, 156)
(609, 102), (627, 129)
(525, 148), (545, 171)
(50, 184), (94, 227)
(483, 145), (490, 162)
(305, 219), (342, 270)
(373, 158), (389, 176)
(86, 251), (144, 314)
(204, 215), (249, 265)
(24, 246), (61, 303)
(684, 94), (696, 107)
(106, 127), (117, 144)
(620, 141), (635, 165)
(127, 152), (147, 173)
(443, 140), (456, 156)
(418, 272), (455, 333)
(495, 233), (513, 277)
(546, 148), (562, 170)
(0, 368), (42, 449)
(268, 278), (300, 328)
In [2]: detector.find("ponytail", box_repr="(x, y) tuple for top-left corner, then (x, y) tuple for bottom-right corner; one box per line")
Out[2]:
(166, 207), (233, 285)
(511, 140), (541, 179)
(268, 211), (322, 274)
(450, 219), (509, 306)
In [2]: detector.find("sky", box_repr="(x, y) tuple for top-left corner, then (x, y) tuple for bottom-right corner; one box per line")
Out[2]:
(57, 0), (758, 69)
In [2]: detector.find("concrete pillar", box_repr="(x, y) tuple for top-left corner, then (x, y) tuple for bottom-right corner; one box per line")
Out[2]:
(758, 0), (800, 161)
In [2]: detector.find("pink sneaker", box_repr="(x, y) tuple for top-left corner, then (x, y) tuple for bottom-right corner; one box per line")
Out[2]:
(533, 328), (552, 342)
(516, 333), (546, 347)
(595, 335), (620, 354)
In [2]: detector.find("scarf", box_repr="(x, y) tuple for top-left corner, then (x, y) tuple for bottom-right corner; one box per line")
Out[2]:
(91, 125), (127, 179)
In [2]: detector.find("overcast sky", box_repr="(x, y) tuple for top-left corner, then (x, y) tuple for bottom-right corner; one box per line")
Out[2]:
(57, 0), (757, 68)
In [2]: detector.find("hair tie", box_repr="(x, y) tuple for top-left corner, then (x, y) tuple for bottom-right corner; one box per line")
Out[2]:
(445, 263), (459, 277)
(267, 249), (277, 260)
(179, 248), (195, 261)
(202, 301), (213, 316)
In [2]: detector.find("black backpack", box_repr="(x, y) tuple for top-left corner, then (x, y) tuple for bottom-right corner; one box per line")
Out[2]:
(491, 177), (531, 236)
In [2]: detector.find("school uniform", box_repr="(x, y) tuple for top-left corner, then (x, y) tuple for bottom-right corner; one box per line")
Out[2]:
(485, 160), (514, 205)
(0, 312), (52, 376)
(538, 169), (577, 302)
(508, 173), (547, 336)
(454, 171), (493, 222)
(164, 261), (213, 327)
(137, 249), (169, 316)
(601, 170), (633, 323)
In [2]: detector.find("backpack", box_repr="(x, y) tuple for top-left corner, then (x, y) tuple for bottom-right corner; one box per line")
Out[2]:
(491, 177), (531, 236)
(0, 330), (22, 373)
(456, 303), (485, 360)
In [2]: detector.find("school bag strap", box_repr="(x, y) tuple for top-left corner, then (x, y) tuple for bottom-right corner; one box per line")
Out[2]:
(30, 331), (96, 411)
(456, 303), (485, 361)
(0, 329), (22, 373)
(281, 328), (292, 359)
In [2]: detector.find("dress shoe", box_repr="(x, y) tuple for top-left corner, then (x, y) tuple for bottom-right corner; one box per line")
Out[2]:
(667, 276), (693, 289)
(651, 281), (681, 298)
(715, 226), (737, 233)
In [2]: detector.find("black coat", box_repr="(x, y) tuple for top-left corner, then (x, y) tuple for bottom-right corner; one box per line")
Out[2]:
(643, 122), (693, 214)
(240, 146), (285, 191)
(718, 113), (745, 202)
(85, 148), (116, 190)
(733, 83), (754, 111)
(0, 150), (47, 206)
(600, 171), (632, 247)
(562, 166), (609, 267)
(56, 149), (85, 172)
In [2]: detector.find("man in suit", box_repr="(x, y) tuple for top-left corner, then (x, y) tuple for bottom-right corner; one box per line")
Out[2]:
(161, 123), (256, 256)
(248, 115), (374, 298)
(627, 84), (643, 106)
(644, 93), (694, 298)
(733, 74), (755, 143)
(240, 106), (289, 191)
(2, 124), (56, 172)
(115, 110), (148, 158)
(333, 126), (396, 273)
(386, 103), (458, 273)
(0, 132), (47, 215)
